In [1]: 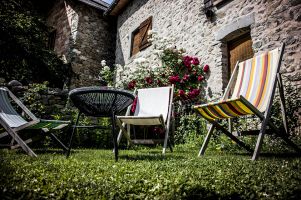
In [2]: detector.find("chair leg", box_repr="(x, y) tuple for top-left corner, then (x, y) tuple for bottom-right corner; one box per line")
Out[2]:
(199, 124), (215, 156)
(277, 73), (289, 134)
(48, 132), (68, 152)
(162, 128), (170, 154)
(168, 138), (173, 152)
(111, 112), (118, 162)
(268, 121), (301, 153)
(66, 112), (81, 158)
(116, 119), (132, 144)
(212, 121), (253, 153)
(252, 121), (267, 161)
(0, 119), (37, 157)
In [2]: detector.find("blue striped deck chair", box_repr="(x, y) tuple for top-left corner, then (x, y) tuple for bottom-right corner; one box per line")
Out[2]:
(194, 43), (300, 160)
(0, 87), (70, 157)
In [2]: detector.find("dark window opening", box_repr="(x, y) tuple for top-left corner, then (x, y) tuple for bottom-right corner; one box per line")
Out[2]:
(48, 29), (57, 50)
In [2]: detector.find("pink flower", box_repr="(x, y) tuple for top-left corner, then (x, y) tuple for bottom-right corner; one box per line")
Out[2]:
(191, 57), (200, 65)
(203, 64), (209, 73)
(127, 80), (136, 89)
(183, 74), (190, 81)
(197, 75), (204, 81)
(145, 77), (153, 84)
(169, 75), (180, 84)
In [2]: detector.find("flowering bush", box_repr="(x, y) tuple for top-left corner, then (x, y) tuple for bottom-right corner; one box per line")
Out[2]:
(98, 60), (115, 86)
(114, 32), (210, 103)
(112, 32), (211, 138)
(158, 48), (209, 101)
(116, 50), (209, 102)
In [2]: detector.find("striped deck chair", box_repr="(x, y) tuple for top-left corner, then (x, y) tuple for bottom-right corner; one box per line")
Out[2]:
(194, 43), (300, 160)
(0, 87), (69, 157)
(116, 85), (174, 154)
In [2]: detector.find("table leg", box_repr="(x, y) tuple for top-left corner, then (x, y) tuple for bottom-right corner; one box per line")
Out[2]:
(66, 112), (81, 158)
(111, 112), (118, 161)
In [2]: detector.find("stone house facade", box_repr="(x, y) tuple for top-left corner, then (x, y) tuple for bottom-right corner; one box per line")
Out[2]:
(47, 0), (300, 131)
(105, 0), (300, 100)
(47, 0), (116, 87)
(47, 0), (300, 94)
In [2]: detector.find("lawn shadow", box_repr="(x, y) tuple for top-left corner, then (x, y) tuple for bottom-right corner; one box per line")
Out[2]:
(182, 185), (243, 200)
(32, 148), (67, 155)
(236, 151), (301, 159)
(119, 152), (185, 161)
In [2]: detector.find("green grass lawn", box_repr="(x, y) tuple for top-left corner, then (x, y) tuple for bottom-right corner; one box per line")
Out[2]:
(1, 147), (301, 199)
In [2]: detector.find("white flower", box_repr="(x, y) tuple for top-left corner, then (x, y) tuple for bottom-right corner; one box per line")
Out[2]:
(103, 66), (110, 71)
(101, 60), (106, 67)
(133, 57), (148, 64)
(147, 38), (154, 42)
(154, 50), (163, 56)
(115, 64), (123, 69)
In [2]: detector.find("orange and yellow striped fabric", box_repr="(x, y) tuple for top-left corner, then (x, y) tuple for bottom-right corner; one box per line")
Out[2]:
(194, 48), (280, 121)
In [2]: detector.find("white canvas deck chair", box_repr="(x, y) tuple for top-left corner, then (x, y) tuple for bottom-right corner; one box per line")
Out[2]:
(116, 85), (174, 154)
(194, 43), (301, 160)
(0, 87), (69, 157)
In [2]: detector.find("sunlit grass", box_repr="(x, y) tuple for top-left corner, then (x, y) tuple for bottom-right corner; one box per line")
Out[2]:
(0, 147), (301, 199)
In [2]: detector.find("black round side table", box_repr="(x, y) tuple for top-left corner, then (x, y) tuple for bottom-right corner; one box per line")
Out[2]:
(67, 87), (135, 161)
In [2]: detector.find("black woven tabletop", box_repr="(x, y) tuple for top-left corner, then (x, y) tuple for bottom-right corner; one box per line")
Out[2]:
(69, 87), (135, 117)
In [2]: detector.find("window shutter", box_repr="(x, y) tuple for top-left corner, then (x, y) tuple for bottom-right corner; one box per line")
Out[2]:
(139, 16), (152, 50)
(131, 29), (141, 56)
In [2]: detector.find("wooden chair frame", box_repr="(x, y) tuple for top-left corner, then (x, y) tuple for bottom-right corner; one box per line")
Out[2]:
(196, 43), (301, 160)
(116, 85), (174, 154)
(0, 87), (69, 157)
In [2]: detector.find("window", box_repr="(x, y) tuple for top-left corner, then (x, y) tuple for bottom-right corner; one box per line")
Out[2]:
(47, 29), (57, 50)
(130, 16), (152, 56)
(227, 33), (254, 78)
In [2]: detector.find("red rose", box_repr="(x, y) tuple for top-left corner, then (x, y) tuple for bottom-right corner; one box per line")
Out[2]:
(188, 89), (200, 99)
(191, 57), (200, 65)
(127, 80), (136, 89)
(145, 77), (153, 84)
(169, 75), (180, 84)
(197, 75), (204, 81)
(183, 74), (189, 81)
(178, 89), (186, 97)
(183, 56), (192, 68)
(203, 64), (209, 73)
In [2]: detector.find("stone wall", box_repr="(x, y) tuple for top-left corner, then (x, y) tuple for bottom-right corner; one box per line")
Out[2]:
(5, 82), (68, 118)
(115, 0), (301, 99)
(47, 0), (116, 87)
